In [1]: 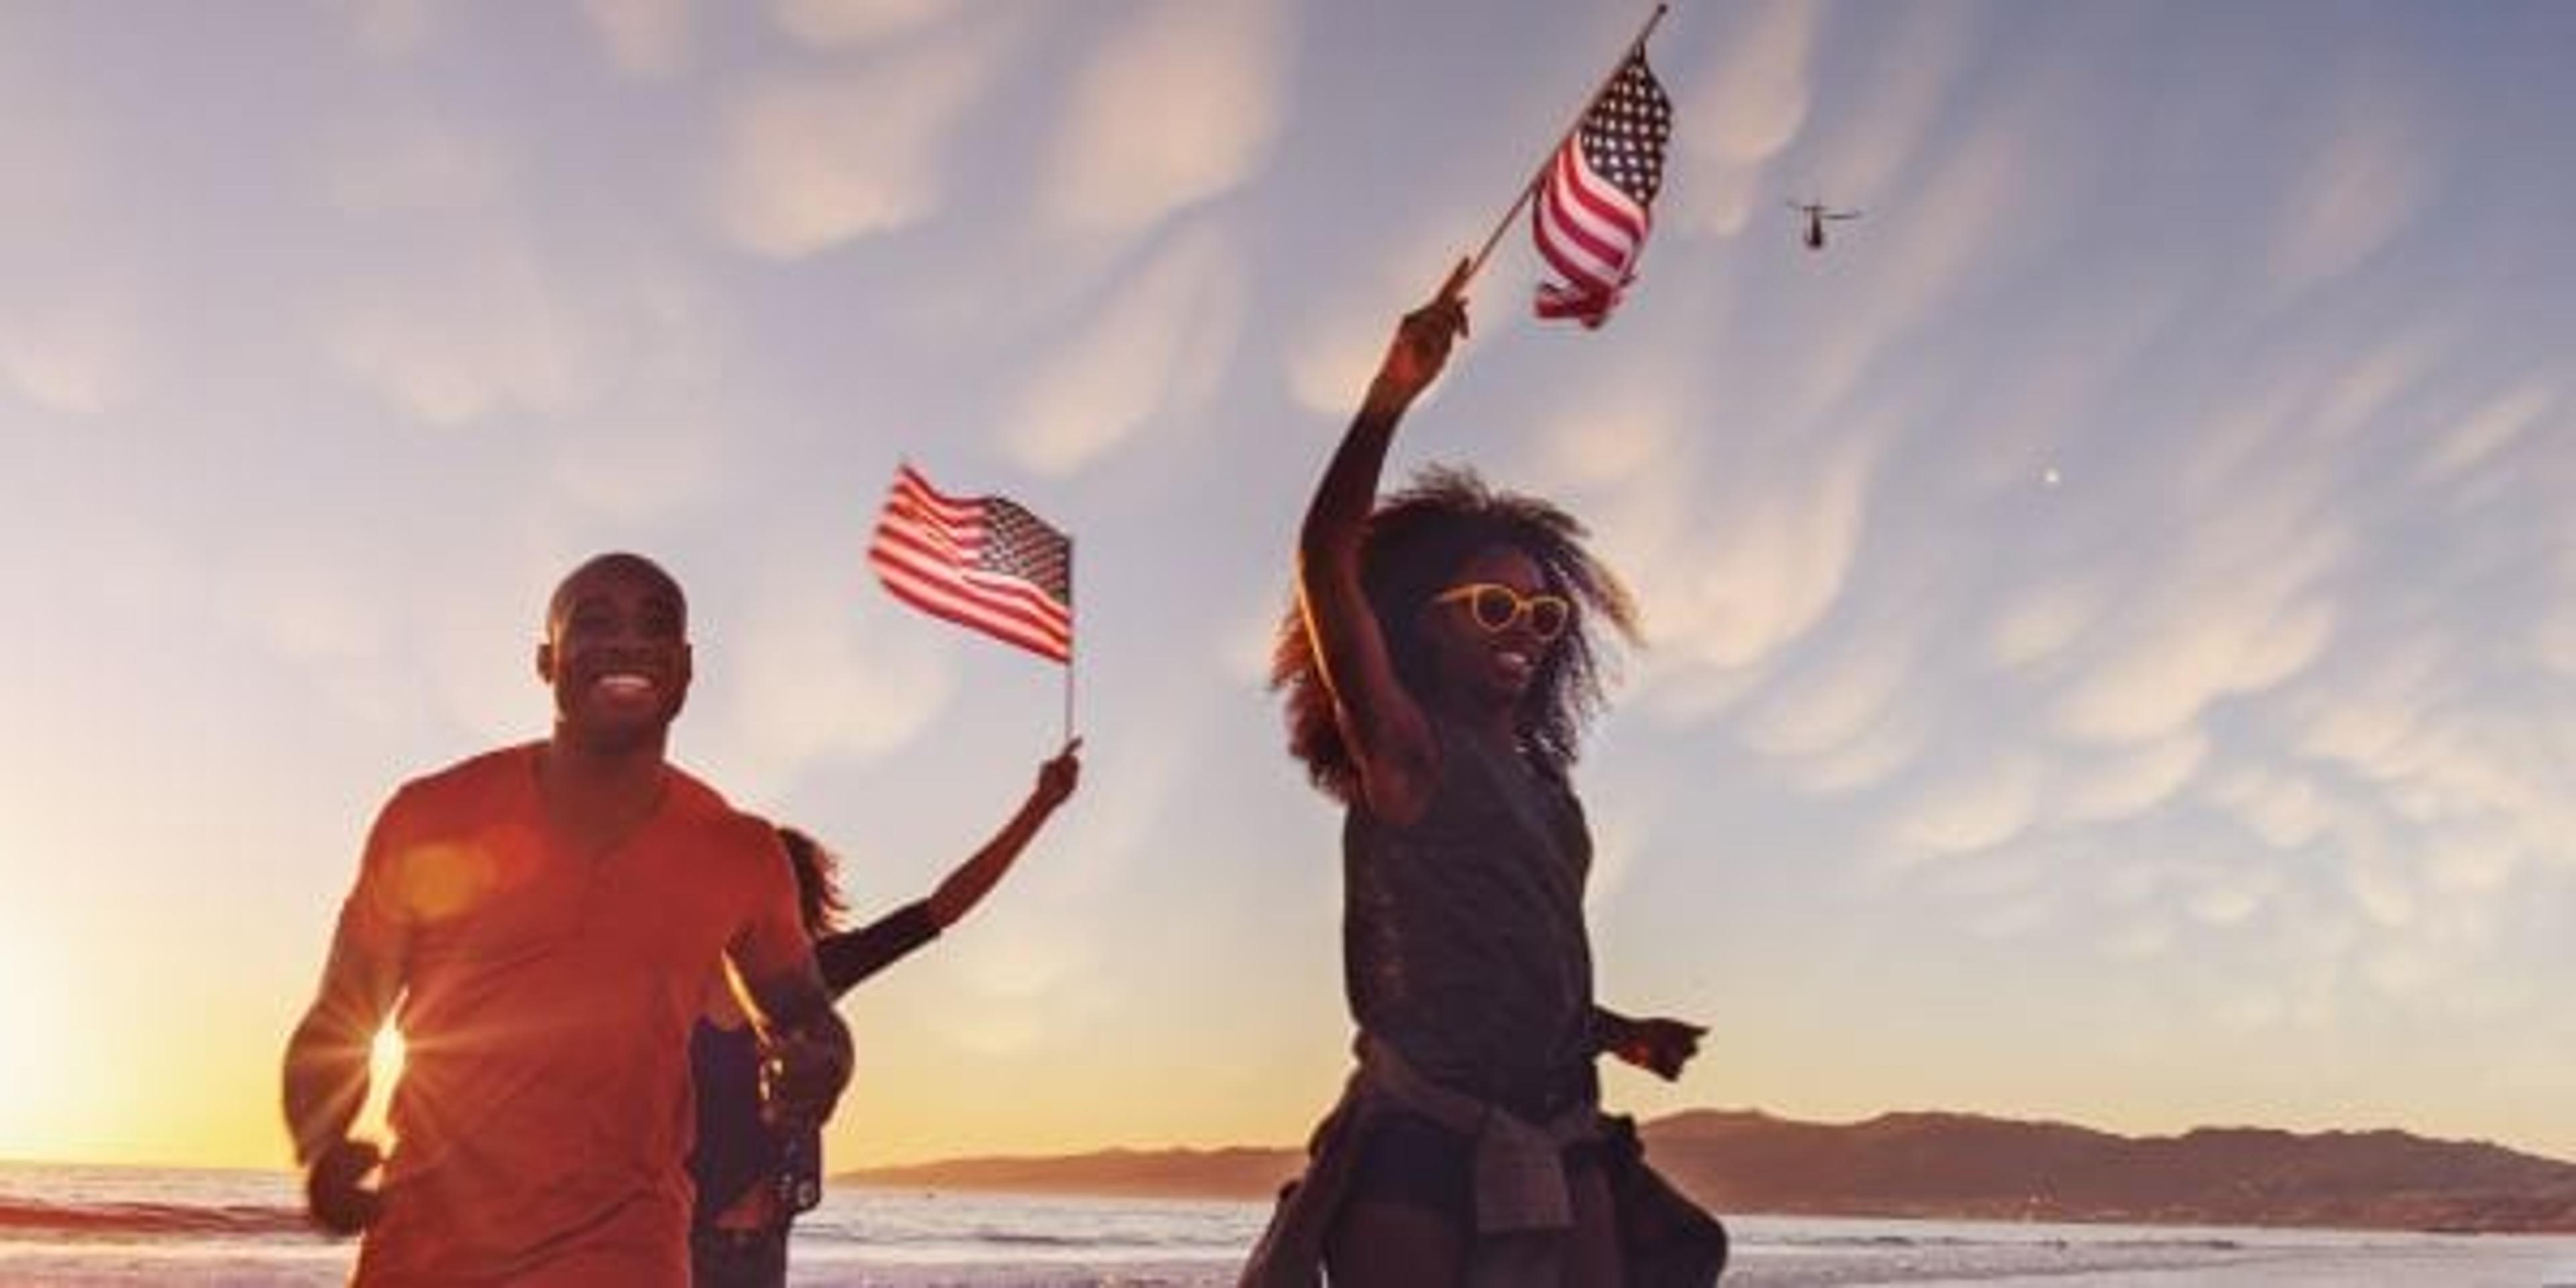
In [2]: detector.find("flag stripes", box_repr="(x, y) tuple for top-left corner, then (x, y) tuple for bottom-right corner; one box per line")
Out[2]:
(1532, 48), (1672, 328)
(867, 463), (1073, 664)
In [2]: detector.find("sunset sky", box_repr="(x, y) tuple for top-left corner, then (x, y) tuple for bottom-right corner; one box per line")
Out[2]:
(2, 0), (2571, 1175)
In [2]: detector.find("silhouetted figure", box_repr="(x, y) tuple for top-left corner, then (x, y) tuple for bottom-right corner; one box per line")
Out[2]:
(1242, 264), (1725, 1287)
(689, 743), (1081, 1287)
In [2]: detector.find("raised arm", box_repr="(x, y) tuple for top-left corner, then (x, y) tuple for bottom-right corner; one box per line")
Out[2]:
(1295, 261), (1471, 825)
(813, 740), (1083, 996)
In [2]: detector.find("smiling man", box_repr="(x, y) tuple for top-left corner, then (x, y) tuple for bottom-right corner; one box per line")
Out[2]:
(282, 552), (851, 1287)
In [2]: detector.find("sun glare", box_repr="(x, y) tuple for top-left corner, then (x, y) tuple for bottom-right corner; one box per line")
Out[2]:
(357, 1026), (406, 1142)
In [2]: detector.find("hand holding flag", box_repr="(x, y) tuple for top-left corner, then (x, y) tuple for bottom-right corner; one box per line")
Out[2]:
(1361, 258), (1472, 421)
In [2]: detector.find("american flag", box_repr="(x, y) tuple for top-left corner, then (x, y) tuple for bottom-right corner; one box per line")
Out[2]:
(1532, 49), (1672, 328)
(867, 463), (1073, 664)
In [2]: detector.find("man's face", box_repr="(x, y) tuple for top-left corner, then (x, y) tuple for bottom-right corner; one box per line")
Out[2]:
(537, 559), (692, 751)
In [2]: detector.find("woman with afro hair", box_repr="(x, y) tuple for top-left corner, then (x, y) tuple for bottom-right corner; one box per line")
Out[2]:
(1243, 264), (1719, 1287)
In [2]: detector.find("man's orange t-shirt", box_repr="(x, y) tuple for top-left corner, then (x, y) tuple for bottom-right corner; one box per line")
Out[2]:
(327, 744), (808, 1287)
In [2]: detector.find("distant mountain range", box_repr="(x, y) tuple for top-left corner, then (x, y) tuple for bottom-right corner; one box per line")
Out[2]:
(843, 1109), (2576, 1233)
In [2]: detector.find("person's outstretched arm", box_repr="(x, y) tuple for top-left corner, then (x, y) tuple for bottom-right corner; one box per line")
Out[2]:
(1295, 261), (1472, 827)
(814, 739), (1084, 997)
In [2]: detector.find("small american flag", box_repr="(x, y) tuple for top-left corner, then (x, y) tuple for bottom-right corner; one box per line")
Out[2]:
(867, 463), (1073, 664)
(1532, 48), (1672, 328)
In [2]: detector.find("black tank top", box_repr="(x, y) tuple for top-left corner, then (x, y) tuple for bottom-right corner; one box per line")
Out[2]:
(1342, 717), (1595, 1107)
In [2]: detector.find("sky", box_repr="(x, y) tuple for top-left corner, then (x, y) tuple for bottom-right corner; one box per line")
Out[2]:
(1, 0), (2571, 1175)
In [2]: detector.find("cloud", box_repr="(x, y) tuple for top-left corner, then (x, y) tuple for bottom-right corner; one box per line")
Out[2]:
(771, 0), (955, 48)
(1000, 222), (1245, 476)
(2061, 729), (2208, 824)
(578, 0), (695, 78)
(716, 588), (959, 792)
(1626, 435), (1876, 684)
(321, 242), (588, 425)
(1682, 0), (1819, 167)
(2267, 76), (2432, 289)
(1670, 0), (1819, 235)
(1036, 0), (1287, 234)
(0, 296), (139, 416)
(709, 28), (1010, 257)
(1892, 755), (2041, 858)
(1741, 633), (1914, 761)
(1800, 0), (1980, 209)
(1989, 584), (2098, 671)
(2420, 383), (2551, 482)
(2206, 764), (2328, 850)
(2053, 597), (2333, 744)
(318, 121), (509, 213)
(343, 0), (435, 58)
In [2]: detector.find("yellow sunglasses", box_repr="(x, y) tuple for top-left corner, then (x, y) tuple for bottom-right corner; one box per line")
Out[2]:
(1432, 582), (1572, 641)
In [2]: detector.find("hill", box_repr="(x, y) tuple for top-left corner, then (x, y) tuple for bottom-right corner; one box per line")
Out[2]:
(843, 1110), (2576, 1232)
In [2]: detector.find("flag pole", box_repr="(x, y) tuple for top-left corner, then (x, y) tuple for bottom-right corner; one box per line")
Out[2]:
(1061, 537), (1077, 745)
(1462, 2), (1672, 288)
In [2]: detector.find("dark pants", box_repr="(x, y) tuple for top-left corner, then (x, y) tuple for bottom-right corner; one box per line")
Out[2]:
(689, 1222), (788, 1288)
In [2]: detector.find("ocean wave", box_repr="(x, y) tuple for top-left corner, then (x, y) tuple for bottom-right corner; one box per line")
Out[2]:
(0, 1198), (311, 1238)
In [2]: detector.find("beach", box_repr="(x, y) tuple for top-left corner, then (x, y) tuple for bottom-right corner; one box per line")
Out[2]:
(7, 1161), (2576, 1285)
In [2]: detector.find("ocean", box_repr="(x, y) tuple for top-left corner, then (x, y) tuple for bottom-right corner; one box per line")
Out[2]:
(4, 1161), (2574, 1286)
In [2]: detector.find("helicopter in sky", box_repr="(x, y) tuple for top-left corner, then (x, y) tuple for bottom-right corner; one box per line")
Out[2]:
(1788, 201), (1864, 250)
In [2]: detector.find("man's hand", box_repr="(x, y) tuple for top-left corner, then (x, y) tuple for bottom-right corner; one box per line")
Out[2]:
(759, 1017), (853, 1131)
(1032, 737), (1083, 812)
(303, 1138), (383, 1236)
(1360, 258), (1472, 420)
(1607, 1015), (1707, 1081)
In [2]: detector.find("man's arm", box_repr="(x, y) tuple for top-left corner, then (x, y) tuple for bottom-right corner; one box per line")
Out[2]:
(737, 963), (853, 1129)
(733, 835), (855, 1126)
(282, 828), (410, 1234)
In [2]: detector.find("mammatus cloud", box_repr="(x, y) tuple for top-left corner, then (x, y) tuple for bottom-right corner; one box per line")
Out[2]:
(2206, 763), (2328, 850)
(2420, 383), (2550, 483)
(343, 0), (435, 58)
(1673, 0), (1818, 234)
(1740, 631), (1914, 762)
(719, 592), (959, 791)
(1989, 584), (2098, 671)
(1628, 435), (1874, 685)
(710, 28), (1010, 257)
(1002, 223), (1245, 476)
(0, 297), (138, 416)
(1036, 0), (1287, 234)
(578, 0), (695, 78)
(2059, 729), (2208, 824)
(2267, 76), (2432, 290)
(319, 120), (508, 213)
(771, 0), (955, 48)
(321, 244), (587, 425)
(1890, 754), (2040, 858)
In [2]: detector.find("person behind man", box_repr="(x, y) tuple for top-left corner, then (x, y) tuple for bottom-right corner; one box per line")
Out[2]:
(688, 740), (1082, 1287)
(282, 551), (853, 1287)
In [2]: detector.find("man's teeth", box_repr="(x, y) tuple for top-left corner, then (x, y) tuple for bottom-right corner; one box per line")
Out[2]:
(595, 674), (655, 695)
